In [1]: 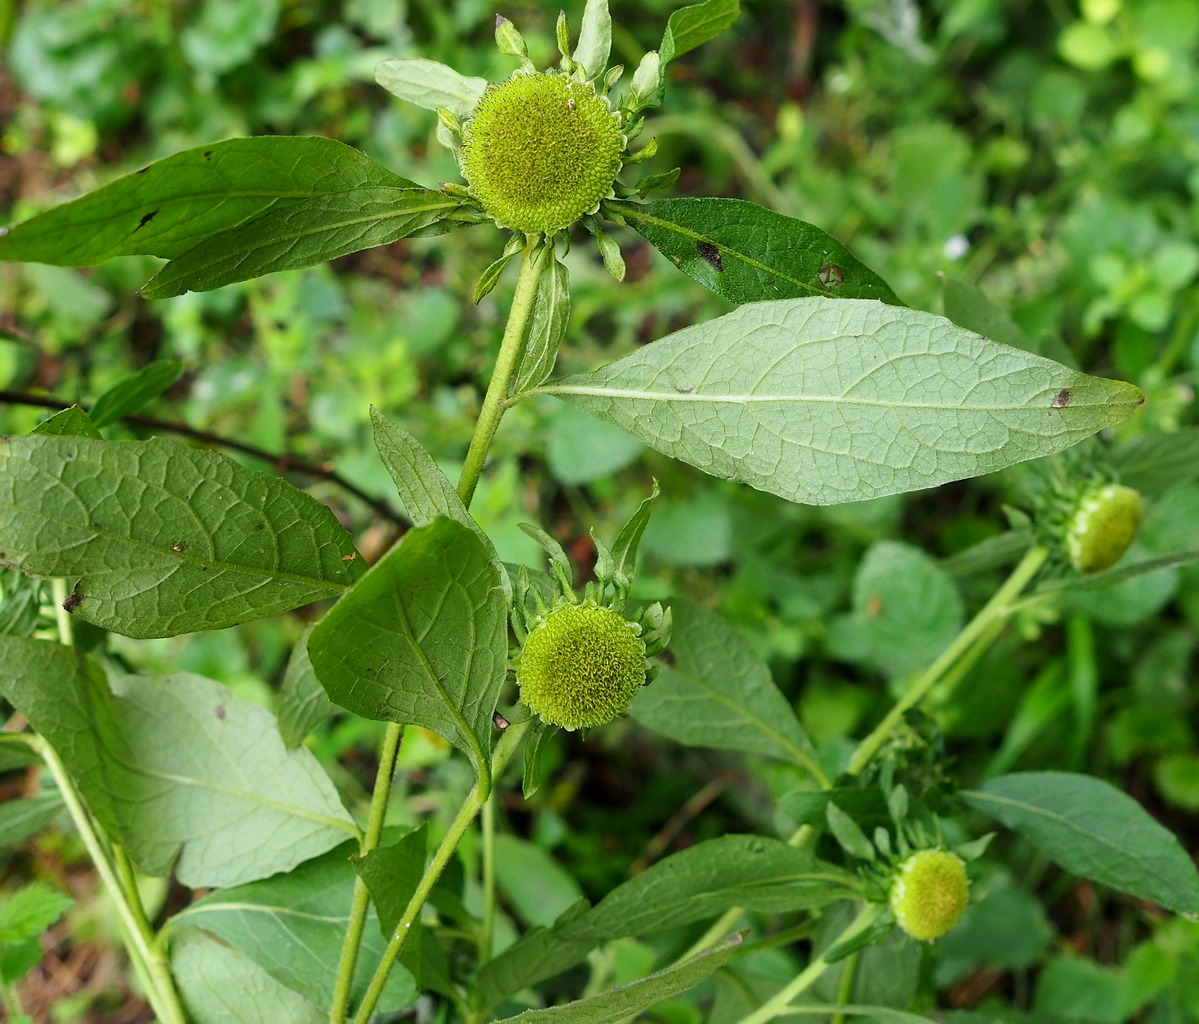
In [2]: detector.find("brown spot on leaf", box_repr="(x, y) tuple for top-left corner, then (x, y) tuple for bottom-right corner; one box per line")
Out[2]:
(818, 264), (844, 289)
(493, 712), (510, 731)
(213, 705), (226, 720)
(697, 240), (724, 272)
(62, 592), (85, 613)
(171, 541), (187, 553)
(134, 209), (159, 232)
(341, 552), (357, 562)
(1051, 388), (1071, 409)
(866, 595), (883, 617)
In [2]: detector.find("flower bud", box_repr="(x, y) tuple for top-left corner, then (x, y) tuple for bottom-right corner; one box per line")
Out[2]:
(517, 602), (647, 731)
(889, 850), (969, 941)
(1065, 483), (1144, 573)
(461, 72), (624, 234)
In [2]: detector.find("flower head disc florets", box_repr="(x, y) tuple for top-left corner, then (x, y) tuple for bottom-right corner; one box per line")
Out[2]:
(1065, 483), (1144, 574)
(517, 601), (647, 731)
(462, 72), (624, 234)
(889, 850), (970, 942)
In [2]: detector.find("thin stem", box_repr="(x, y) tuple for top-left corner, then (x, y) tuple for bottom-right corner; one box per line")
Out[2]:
(845, 543), (1050, 779)
(480, 790), (498, 966)
(457, 236), (542, 508)
(733, 903), (884, 1024)
(351, 720), (531, 1024)
(329, 723), (405, 1024)
(829, 947), (859, 1024)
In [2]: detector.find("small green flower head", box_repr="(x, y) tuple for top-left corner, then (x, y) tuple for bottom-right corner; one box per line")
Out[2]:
(1066, 483), (1144, 574)
(461, 72), (624, 234)
(889, 850), (969, 942)
(517, 601), (647, 730)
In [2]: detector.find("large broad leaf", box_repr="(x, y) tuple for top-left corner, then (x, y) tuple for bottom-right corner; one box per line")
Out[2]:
(611, 198), (900, 305)
(0, 434), (363, 638)
(536, 297), (1142, 506)
(492, 932), (742, 1024)
(0, 136), (461, 296)
(629, 601), (822, 776)
(169, 845), (416, 1014)
(308, 517), (507, 792)
(479, 835), (854, 1004)
(962, 772), (1199, 916)
(0, 637), (356, 887)
(172, 930), (324, 1024)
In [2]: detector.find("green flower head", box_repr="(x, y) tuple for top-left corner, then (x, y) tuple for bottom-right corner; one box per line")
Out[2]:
(517, 601), (647, 731)
(889, 849), (969, 942)
(462, 72), (625, 235)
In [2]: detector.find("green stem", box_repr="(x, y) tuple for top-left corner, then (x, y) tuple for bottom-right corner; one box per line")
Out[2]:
(457, 236), (543, 508)
(480, 789), (498, 965)
(845, 543), (1049, 779)
(733, 903), (884, 1024)
(829, 947), (859, 1024)
(329, 724), (405, 1024)
(351, 720), (531, 1024)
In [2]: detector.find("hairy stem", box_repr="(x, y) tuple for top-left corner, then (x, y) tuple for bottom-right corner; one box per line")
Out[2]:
(733, 903), (884, 1024)
(329, 723), (405, 1024)
(351, 720), (531, 1024)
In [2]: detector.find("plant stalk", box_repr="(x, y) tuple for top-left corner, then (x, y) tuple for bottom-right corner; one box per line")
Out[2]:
(457, 235), (543, 507)
(845, 543), (1049, 778)
(351, 719), (531, 1024)
(733, 902), (884, 1024)
(329, 723), (405, 1024)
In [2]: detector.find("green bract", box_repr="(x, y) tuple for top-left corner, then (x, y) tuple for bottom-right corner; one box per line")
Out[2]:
(517, 601), (647, 730)
(462, 72), (624, 234)
(1066, 483), (1144, 574)
(889, 849), (970, 942)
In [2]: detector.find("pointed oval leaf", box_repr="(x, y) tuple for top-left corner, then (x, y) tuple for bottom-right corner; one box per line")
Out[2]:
(171, 845), (415, 1013)
(0, 434), (363, 638)
(307, 517), (507, 790)
(612, 198), (900, 305)
(375, 58), (489, 116)
(513, 245), (571, 394)
(88, 360), (184, 427)
(573, 0), (613, 84)
(0, 136), (422, 269)
(962, 772), (1199, 916)
(661, 0), (740, 63)
(538, 298), (1143, 506)
(629, 600), (822, 777)
(0, 637), (356, 887)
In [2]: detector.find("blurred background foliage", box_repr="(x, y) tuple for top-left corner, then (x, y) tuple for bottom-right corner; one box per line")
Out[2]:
(2, 0), (1198, 1021)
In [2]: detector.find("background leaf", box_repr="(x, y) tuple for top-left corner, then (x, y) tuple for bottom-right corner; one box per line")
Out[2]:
(613, 198), (901, 305)
(276, 624), (337, 748)
(0, 137), (442, 295)
(171, 845), (416, 1013)
(0, 881), (73, 945)
(492, 932), (743, 1024)
(0, 434), (363, 638)
(661, 0), (740, 63)
(962, 772), (1199, 916)
(307, 517), (507, 789)
(88, 360), (184, 427)
(0, 637), (356, 887)
(172, 927), (324, 1024)
(630, 601), (823, 775)
(0, 791), (64, 847)
(538, 297), (1142, 506)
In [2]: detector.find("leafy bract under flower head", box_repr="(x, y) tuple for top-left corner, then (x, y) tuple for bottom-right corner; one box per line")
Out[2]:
(517, 601), (647, 730)
(462, 72), (625, 235)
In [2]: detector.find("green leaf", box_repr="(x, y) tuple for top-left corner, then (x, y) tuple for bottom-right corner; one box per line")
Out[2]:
(171, 845), (416, 1014)
(308, 517), (508, 792)
(141, 187), (463, 299)
(492, 932), (742, 1024)
(172, 927), (324, 1024)
(276, 624), (337, 748)
(962, 772), (1199, 916)
(1111, 428), (1199, 496)
(629, 601), (822, 775)
(494, 835), (586, 929)
(0, 637), (356, 887)
(31, 406), (101, 439)
(597, 480), (659, 583)
(562, 835), (855, 943)
(610, 198), (900, 305)
(573, 0), (612, 84)
(0, 137), (443, 296)
(513, 244), (571, 395)
(353, 827), (427, 938)
(661, 0), (740, 63)
(0, 881), (73, 945)
(536, 297), (1143, 506)
(89, 360), (184, 427)
(0, 936), (42, 988)
(0, 434), (363, 638)
(0, 791), (63, 847)
(778, 1006), (938, 1023)
(478, 901), (594, 1010)
(375, 58), (489, 116)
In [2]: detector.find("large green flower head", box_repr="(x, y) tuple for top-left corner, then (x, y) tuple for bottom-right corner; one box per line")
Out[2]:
(889, 850), (970, 942)
(509, 484), (671, 733)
